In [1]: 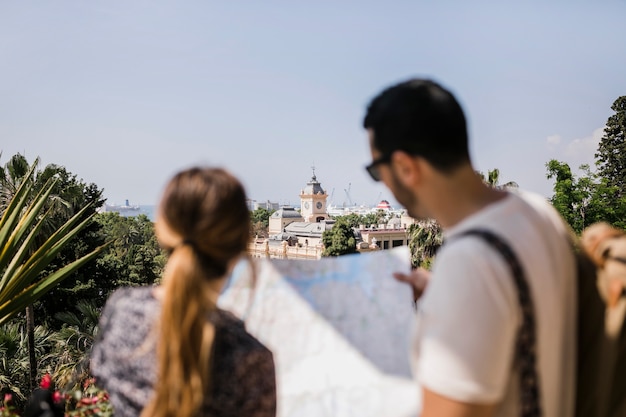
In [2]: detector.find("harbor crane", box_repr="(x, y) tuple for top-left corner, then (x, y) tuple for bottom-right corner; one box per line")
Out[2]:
(344, 183), (353, 207)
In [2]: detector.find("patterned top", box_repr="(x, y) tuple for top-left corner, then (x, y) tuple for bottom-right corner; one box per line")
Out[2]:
(91, 287), (276, 417)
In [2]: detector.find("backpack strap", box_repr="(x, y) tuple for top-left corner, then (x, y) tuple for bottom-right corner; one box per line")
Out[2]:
(455, 229), (542, 417)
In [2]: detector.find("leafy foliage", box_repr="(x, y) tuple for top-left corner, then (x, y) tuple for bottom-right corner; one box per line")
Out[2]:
(0, 209), (164, 405)
(331, 211), (388, 228)
(42, 300), (101, 389)
(0, 159), (108, 326)
(360, 210), (388, 227)
(38, 212), (165, 330)
(0, 322), (53, 403)
(546, 96), (626, 233)
(0, 374), (113, 417)
(546, 160), (626, 233)
(322, 217), (357, 256)
(64, 377), (113, 417)
(251, 207), (275, 238)
(0, 154), (165, 404)
(333, 213), (362, 228)
(0, 322), (31, 402)
(94, 212), (165, 288)
(477, 168), (519, 189)
(407, 220), (443, 269)
(595, 96), (626, 197)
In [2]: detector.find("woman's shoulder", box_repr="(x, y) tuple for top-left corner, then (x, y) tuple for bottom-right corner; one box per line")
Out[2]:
(104, 286), (156, 310)
(213, 310), (272, 354)
(99, 286), (159, 328)
(108, 285), (156, 303)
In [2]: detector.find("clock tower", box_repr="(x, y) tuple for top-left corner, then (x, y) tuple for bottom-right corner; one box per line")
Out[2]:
(300, 168), (329, 223)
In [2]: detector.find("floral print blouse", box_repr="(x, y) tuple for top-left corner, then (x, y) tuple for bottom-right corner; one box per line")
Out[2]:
(91, 287), (276, 417)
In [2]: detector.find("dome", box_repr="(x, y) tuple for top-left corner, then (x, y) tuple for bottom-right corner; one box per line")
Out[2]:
(376, 200), (392, 210)
(301, 174), (325, 195)
(271, 207), (303, 219)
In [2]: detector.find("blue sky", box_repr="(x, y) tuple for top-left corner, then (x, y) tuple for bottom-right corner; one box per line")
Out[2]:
(1, 2), (625, 208)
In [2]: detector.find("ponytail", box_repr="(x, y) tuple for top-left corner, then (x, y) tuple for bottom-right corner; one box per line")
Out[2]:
(141, 244), (218, 417)
(146, 167), (252, 417)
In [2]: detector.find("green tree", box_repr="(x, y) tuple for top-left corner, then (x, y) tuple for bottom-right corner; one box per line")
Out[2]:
(0, 155), (106, 389)
(42, 300), (101, 389)
(31, 167), (106, 329)
(322, 218), (357, 256)
(546, 159), (626, 233)
(333, 213), (362, 228)
(332, 211), (389, 230)
(95, 212), (165, 289)
(361, 210), (387, 227)
(251, 207), (275, 238)
(595, 96), (626, 197)
(0, 321), (53, 404)
(0, 322), (30, 401)
(37, 212), (164, 332)
(407, 220), (443, 269)
(251, 207), (274, 228)
(546, 160), (584, 231)
(478, 168), (519, 190)
(545, 97), (626, 232)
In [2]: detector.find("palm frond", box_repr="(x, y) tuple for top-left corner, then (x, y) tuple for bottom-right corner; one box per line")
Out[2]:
(0, 159), (110, 326)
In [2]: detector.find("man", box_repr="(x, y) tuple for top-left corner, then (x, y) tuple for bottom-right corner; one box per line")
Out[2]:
(363, 79), (576, 417)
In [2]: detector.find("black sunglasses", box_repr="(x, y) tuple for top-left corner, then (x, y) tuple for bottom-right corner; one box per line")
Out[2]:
(365, 154), (392, 182)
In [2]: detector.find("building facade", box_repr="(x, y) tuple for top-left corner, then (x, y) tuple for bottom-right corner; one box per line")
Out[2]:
(253, 170), (416, 260)
(299, 171), (329, 223)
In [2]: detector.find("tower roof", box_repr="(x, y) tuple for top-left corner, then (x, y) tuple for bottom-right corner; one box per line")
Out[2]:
(270, 207), (304, 219)
(301, 169), (326, 195)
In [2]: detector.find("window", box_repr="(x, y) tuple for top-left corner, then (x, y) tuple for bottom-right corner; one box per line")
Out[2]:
(392, 240), (404, 247)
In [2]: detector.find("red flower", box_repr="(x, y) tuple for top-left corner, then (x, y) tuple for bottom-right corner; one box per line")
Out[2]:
(83, 377), (95, 390)
(40, 373), (52, 389)
(3, 393), (12, 403)
(52, 390), (63, 404)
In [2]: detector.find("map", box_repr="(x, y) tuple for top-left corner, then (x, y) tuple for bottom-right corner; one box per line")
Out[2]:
(218, 247), (420, 417)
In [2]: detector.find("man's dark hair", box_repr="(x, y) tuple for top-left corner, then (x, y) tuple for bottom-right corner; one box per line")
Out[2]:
(363, 78), (470, 172)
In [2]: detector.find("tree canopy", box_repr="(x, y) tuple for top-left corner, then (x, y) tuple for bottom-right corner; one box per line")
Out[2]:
(321, 217), (357, 257)
(0, 153), (165, 404)
(407, 220), (442, 269)
(251, 207), (275, 238)
(595, 96), (626, 197)
(477, 168), (519, 190)
(546, 96), (626, 233)
(331, 210), (388, 228)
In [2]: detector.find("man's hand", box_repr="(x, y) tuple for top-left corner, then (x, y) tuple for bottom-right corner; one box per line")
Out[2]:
(393, 268), (431, 302)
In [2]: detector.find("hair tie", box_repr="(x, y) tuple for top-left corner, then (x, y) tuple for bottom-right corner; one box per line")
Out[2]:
(179, 239), (197, 251)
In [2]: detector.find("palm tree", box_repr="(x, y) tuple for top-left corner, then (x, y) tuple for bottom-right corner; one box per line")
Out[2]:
(0, 156), (107, 391)
(42, 300), (101, 389)
(0, 321), (30, 401)
(407, 220), (443, 268)
(478, 168), (519, 190)
(1, 154), (73, 389)
(0, 321), (53, 403)
(1, 154), (41, 389)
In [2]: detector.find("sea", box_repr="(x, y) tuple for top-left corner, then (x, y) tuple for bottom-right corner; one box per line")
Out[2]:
(101, 205), (156, 221)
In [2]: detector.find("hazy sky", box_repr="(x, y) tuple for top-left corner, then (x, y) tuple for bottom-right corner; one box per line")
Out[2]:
(2, 2), (625, 208)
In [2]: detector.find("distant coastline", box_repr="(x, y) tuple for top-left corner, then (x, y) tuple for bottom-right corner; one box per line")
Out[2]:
(100, 204), (156, 221)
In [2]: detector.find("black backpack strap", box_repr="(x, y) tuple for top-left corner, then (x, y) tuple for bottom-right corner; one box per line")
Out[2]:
(456, 229), (542, 417)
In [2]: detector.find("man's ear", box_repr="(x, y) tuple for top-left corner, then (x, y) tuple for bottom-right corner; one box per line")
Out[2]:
(391, 151), (421, 187)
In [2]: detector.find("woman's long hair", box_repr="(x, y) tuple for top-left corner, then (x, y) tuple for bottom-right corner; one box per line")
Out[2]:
(141, 167), (251, 417)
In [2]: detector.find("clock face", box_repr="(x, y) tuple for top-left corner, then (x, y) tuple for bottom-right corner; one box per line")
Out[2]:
(316, 201), (323, 209)
(304, 202), (310, 209)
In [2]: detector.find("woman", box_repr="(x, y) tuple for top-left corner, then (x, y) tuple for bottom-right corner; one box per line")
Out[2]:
(91, 167), (276, 417)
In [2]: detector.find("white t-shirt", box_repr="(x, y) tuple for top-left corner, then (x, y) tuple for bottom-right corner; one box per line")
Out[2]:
(411, 191), (576, 417)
